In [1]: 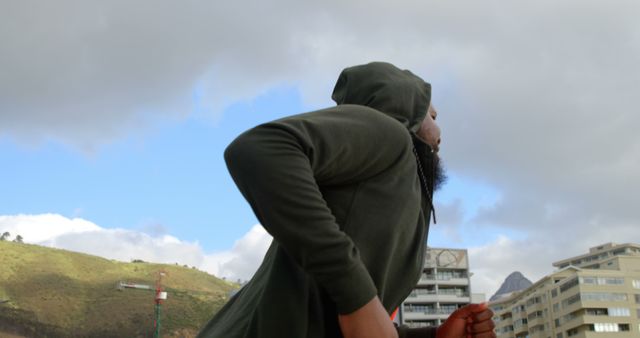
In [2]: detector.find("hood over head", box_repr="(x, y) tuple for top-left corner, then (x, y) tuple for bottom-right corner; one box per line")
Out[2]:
(331, 62), (431, 134)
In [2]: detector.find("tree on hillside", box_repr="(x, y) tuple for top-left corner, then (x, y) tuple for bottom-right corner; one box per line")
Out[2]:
(13, 235), (23, 243)
(0, 232), (9, 241)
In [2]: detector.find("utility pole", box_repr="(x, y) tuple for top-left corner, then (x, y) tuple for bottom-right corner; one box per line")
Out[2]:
(118, 270), (168, 338)
(153, 271), (167, 338)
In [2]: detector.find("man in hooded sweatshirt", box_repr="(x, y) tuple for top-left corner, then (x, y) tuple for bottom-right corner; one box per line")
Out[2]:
(197, 62), (495, 338)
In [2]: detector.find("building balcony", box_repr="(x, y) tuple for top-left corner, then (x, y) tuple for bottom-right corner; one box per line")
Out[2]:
(418, 275), (469, 286)
(436, 294), (471, 302)
(403, 308), (455, 318)
(402, 311), (449, 321)
(525, 316), (545, 327)
(495, 319), (515, 330)
(513, 324), (529, 335)
(406, 293), (470, 303)
(525, 302), (544, 312)
(417, 276), (437, 285)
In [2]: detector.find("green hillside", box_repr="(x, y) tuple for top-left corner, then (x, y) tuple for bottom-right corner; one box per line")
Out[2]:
(0, 240), (237, 338)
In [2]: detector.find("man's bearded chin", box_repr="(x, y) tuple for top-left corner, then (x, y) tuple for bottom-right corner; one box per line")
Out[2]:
(414, 138), (448, 193)
(425, 151), (447, 193)
(432, 155), (447, 192)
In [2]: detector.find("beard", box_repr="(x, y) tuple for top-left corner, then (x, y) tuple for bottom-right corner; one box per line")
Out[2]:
(413, 135), (447, 194)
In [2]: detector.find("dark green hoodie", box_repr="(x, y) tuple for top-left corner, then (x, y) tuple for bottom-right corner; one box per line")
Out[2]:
(198, 62), (435, 338)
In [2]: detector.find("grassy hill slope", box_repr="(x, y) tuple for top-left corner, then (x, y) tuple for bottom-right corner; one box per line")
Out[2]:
(0, 240), (236, 338)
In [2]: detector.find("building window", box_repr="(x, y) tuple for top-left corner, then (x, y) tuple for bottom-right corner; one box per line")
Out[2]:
(608, 307), (630, 316)
(404, 304), (436, 314)
(529, 324), (545, 333)
(632, 280), (640, 289)
(435, 270), (467, 280)
(439, 304), (459, 314)
(512, 304), (526, 314)
(437, 287), (468, 297)
(562, 292), (628, 309)
(562, 294), (581, 308)
(513, 318), (528, 329)
(602, 277), (624, 285)
(405, 320), (436, 328)
(581, 276), (596, 284)
(498, 325), (514, 334)
(560, 277), (579, 293)
(566, 328), (579, 337)
(580, 292), (627, 302)
(589, 323), (628, 332)
(586, 308), (631, 316)
(527, 310), (544, 320)
(556, 333), (563, 338)
(636, 294), (640, 304)
(585, 308), (607, 316)
(526, 296), (543, 306)
(562, 311), (579, 325)
(551, 289), (558, 298)
(500, 312), (512, 320)
(612, 248), (627, 255)
(579, 276), (624, 285)
(408, 288), (436, 297)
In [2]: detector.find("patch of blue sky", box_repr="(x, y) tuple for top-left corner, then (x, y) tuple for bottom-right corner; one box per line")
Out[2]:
(428, 222), (528, 250)
(427, 171), (528, 248)
(435, 172), (502, 222)
(0, 138), (90, 216)
(96, 83), (305, 250)
(0, 84), (305, 252)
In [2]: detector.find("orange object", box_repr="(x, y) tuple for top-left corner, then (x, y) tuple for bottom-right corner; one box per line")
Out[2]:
(390, 308), (399, 320)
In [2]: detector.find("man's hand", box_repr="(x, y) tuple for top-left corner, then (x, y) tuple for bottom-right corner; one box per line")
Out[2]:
(436, 303), (495, 338)
(338, 296), (398, 338)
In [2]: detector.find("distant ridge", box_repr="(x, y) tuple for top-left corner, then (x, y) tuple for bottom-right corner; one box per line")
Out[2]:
(490, 271), (533, 302)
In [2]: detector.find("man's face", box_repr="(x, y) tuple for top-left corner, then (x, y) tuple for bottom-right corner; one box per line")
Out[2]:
(415, 104), (446, 191)
(416, 104), (441, 154)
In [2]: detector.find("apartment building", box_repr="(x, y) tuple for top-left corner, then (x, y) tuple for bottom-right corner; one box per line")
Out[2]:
(490, 243), (640, 338)
(399, 247), (482, 328)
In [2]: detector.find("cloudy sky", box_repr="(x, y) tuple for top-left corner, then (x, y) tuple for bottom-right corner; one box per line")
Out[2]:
(1, 0), (639, 298)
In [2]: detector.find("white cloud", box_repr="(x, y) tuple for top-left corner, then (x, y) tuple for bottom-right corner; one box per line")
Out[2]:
(468, 220), (640, 298)
(4, 1), (639, 151)
(202, 225), (272, 282)
(468, 236), (548, 299)
(47, 229), (205, 267)
(0, 214), (100, 242)
(0, 214), (271, 281)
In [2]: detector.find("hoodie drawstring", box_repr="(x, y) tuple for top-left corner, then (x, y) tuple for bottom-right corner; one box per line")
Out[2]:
(412, 146), (437, 224)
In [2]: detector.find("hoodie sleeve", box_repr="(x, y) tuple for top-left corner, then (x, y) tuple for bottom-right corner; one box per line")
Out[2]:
(223, 105), (414, 314)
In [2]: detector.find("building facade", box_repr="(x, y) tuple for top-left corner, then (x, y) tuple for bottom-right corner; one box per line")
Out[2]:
(399, 247), (482, 328)
(490, 243), (640, 338)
